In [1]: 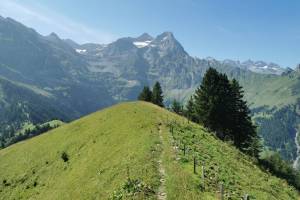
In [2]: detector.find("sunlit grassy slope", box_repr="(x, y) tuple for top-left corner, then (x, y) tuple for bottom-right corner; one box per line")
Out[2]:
(240, 73), (300, 108)
(0, 102), (299, 199)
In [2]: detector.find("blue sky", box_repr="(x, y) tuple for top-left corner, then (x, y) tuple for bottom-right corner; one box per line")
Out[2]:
(0, 0), (300, 67)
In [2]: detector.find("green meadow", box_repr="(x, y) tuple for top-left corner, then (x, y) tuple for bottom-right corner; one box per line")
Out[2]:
(0, 102), (298, 199)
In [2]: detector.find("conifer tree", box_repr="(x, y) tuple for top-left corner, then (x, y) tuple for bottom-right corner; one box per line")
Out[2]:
(230, 79), (260, 155)
(151, 82), (164, 107)
(192, 68), (260, 156)
(138, 86), (152, 102)
(171, 99), (183, 115)
(193, 68), (233, 139)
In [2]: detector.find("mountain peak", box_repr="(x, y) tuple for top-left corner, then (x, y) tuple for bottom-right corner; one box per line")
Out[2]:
(149, 31), (187, 57)
(48, 32), (60, 39)
(136, 33), (153, 41)
(161, 31), (174, 36)
(156, 31), (175, 41)
(44, 32), (63, 44)
(103, 37), (137, 55)
(239, 59), (285, 75)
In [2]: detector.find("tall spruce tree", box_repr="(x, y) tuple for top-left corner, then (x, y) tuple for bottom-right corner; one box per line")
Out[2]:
(192, 68), (260, 156)
(230, 79), (260, 156)
(193, 68), (233, 139)
(151, 82), (164, 107)
(138, 86), (152, 102)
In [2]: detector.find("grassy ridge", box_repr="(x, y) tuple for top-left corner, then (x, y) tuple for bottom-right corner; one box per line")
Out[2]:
(0, 102), (299, 199)
(0, 102), (162, 199)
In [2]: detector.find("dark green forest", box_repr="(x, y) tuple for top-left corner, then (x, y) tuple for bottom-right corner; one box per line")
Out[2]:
(0, 78), (69, 148)
(254, 103), (300, 161)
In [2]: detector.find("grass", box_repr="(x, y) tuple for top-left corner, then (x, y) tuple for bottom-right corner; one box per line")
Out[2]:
(241, 73), (300, 108)
(162, 120), (298, 199)
(0, 101), (299, 199)
(0, 102), (161, 199)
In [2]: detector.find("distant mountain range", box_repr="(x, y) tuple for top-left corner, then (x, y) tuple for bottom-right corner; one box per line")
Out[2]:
(0, 16), (300, 165)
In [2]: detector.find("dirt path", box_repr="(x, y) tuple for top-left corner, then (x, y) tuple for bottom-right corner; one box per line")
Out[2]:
(158, 125), (167, 200)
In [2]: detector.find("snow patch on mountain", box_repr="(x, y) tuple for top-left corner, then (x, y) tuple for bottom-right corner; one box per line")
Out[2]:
(239, 60), (286, 75)
(245, 63), (285, 75)
(133, 40), (152, 48)
(162, 36), (169, 41)
(75, 49), (87, 54)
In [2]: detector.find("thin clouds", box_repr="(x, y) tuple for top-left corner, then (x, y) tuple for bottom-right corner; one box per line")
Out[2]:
(0, 0), (117, 44)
